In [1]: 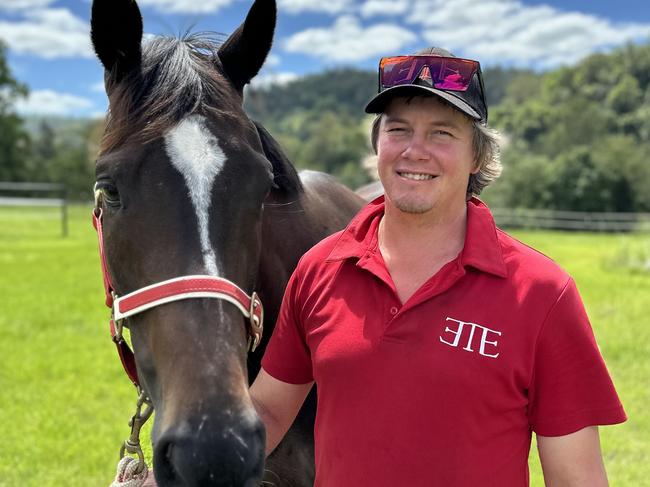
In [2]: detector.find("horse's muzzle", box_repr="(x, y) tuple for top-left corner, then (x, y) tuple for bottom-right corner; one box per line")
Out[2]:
(153, 409), (265, 487)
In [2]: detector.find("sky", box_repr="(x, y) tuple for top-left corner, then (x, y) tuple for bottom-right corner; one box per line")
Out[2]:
(1, 0), (649, 118)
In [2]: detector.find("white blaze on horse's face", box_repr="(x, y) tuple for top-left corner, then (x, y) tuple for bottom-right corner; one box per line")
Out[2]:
(164, 114), (224, 276)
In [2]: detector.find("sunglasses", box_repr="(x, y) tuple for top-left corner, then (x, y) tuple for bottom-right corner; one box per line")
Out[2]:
(379, 55), (482, 93)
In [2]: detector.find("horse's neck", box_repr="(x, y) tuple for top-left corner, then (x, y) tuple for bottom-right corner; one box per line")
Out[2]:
(257, 176), (364, 305)
(250, 176), (363, 378)
(258, 191), (312, 296)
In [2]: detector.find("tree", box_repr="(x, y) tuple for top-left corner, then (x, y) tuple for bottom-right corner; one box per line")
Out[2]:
(0, 40), (31, 181)
(245, 69), (376, 124)
(272, 110), (372, 188)
(482, 147), (555, 209)
(482, 67), (540, 107)
(489, 41), (650, 212)
(245, 71), (377, 189)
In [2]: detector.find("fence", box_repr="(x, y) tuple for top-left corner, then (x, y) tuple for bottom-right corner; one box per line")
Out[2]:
(0, 182), (68, 237)
(491, 207), (650, 232)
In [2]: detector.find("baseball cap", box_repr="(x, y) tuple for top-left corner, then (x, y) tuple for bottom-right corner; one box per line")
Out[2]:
(364, 47), (488, 122)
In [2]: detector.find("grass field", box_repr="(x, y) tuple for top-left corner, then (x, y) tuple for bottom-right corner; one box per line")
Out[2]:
(0, 205), (648, 486)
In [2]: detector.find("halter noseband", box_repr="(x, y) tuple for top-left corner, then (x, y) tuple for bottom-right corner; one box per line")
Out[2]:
(92, 189), (264, 387)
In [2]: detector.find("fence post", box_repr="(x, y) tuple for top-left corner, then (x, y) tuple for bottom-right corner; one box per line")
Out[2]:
(61, 185), (68, 238)
(0, 181), (69, 238)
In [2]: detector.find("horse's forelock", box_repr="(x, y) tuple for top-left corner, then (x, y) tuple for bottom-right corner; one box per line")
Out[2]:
(100, 34), (244, 154)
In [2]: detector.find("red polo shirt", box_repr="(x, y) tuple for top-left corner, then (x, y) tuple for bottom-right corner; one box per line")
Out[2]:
(262, 197), (625, 487)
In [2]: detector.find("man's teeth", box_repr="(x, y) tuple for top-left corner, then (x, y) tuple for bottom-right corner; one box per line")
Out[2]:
(398, 172), (435, 181)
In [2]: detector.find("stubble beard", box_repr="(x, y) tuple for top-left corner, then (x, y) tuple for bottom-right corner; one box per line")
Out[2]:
(390, 194), (436, 215)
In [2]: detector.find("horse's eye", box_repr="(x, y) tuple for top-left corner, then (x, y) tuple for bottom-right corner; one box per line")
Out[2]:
(95, 182), (121, 206)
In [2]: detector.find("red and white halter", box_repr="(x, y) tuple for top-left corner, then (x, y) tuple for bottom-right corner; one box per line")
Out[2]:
(92, 204), (264, 387)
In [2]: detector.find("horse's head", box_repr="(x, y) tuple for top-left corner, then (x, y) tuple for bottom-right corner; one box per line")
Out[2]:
(91, 0), (298, 484)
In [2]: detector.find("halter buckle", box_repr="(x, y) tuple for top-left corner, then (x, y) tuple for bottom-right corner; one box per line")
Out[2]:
(248, 291), (263, 353)
(110, 292), (125, 344)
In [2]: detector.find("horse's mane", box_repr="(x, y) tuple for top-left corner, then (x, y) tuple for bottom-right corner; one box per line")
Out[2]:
(101, 34), (244, 154)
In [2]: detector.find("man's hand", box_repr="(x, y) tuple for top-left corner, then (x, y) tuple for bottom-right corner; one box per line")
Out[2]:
(142, 470), (158, 487)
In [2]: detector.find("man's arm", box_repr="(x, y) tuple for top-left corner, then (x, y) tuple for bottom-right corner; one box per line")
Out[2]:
(250, 367), (313, 455)
(537, 426), (608, 487)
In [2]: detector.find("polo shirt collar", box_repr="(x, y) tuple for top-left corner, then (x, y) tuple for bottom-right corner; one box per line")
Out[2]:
(327, 195), (508, 279)
(462, 197), (508, 278)
(327, 196), (384, 262)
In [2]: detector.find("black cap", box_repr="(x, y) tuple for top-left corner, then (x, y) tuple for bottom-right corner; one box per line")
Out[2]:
(364, 47), (488, 122)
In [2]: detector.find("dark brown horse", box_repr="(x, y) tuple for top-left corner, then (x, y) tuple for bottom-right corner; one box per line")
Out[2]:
(90, 0), (364, 485)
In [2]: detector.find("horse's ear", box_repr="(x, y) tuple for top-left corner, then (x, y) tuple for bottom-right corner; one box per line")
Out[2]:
(218, 0), (276, 93)
(91, 0), (143, 84)
(252, 120), (303, 196)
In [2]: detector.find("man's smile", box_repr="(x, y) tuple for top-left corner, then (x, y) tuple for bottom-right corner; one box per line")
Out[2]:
(396, 171), (437, 181)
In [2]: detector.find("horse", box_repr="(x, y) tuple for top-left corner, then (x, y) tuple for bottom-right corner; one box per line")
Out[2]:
(90, 0), (365, 485)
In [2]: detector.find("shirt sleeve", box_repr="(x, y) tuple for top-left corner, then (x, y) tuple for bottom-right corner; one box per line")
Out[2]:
(261, 262), (314, 384)
(528, 278), (626, 436)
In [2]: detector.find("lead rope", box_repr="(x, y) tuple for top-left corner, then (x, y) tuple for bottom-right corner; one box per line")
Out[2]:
(110, 457), (149, 487)
(110, 389), (154, 487)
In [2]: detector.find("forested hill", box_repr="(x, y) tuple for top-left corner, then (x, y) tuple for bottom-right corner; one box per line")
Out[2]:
(245, 69), (376, 123)
(2, 41), (649, 211)
(488, 41), (650, 212)
(244, 42), (650, 212)
(242, 65), (537, 189)
(244, 66), (530, 125)
(243, 69), (377, 188)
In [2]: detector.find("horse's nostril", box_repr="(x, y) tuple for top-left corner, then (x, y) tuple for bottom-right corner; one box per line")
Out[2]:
(152, 437), (178, 485)
(165, 441), (174, 463)
(164, 441), (177, 477)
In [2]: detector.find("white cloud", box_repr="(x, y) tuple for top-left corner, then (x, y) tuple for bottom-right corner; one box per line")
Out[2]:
(137, 0), (234, 14)
(265, 53), (281, 68)
(360, 0), (410, 18)
(249, 71), (299, 89)
(15, 90), (94, 116)
(407, 0), (650, 68)
(91, 81), (106, 93)
(0, 0), (55, 10)
(0, 8), (93, 58)
(284, 15), (417, 62)
(278, 0), (354, 15)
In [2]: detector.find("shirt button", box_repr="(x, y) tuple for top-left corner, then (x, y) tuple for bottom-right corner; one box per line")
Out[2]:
(390, 306), (399, 315)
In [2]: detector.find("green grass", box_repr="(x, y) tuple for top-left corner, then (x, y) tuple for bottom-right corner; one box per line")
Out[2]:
(0, 206), (139, 487)
(0, 206), (648, 486)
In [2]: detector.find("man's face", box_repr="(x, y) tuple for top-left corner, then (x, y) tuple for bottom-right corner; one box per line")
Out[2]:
(376, 96), (477, 217)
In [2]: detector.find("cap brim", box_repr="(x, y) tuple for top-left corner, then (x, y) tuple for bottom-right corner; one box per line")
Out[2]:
(364, 85), (482, 120)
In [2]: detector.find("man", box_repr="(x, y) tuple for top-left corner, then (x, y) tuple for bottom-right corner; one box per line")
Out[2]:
(252, 47), (626, 486)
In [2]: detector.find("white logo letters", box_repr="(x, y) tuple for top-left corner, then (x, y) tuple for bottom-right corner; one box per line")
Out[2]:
(439, 317), (501, 359)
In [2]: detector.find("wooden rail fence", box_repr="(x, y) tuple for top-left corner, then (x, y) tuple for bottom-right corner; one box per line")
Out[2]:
(491, 208), (650, 232)
(0, 182), (68, 237)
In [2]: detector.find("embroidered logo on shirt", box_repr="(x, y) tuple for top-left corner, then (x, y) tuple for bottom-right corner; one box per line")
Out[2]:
(439, 317), (501, 359)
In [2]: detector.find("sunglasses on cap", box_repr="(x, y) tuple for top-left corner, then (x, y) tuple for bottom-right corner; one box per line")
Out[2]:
(370, 54), (488, 122)
(380, 55), (481, 92)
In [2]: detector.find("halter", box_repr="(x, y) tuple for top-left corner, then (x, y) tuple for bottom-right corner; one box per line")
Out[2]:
(92, 189), (264, 388)
(92, 187), (265, 480)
